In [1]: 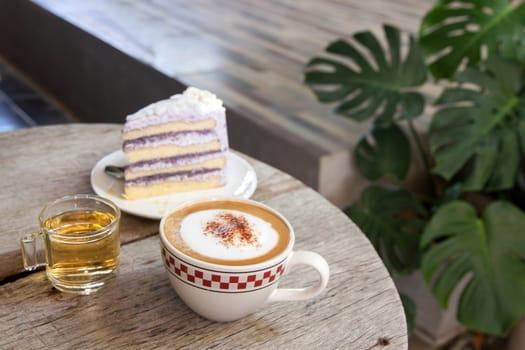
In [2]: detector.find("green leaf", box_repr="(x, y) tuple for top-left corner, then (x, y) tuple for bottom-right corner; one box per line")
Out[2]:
(355, 123), (411, 181)
(419, 0), (525, 79)
(345, 185), (427, 274)
(430, 56), (525, 191)
(400, 293), (416, 335)
(421, 200), (525, 336)
(305, 25), (426, 124)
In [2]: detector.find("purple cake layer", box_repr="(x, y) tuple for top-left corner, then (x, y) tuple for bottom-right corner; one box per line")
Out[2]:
(127, 150), (225, 172)
(123, 130), (217, 151)
(127, 168), (223, 186)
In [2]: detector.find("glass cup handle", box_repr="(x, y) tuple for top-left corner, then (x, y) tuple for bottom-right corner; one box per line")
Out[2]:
(20, 232), (47, 271)
(268, 250), (330, 302)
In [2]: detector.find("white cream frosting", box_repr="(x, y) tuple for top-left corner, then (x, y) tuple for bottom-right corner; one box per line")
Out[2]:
(180, 209), (279, 261)
(125, 87), (224, 128)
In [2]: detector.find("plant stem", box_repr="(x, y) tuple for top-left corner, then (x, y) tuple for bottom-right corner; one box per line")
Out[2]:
(407, 120), (435, 197)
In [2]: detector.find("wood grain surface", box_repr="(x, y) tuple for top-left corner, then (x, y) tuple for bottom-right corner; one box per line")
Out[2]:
(33, 0), (435, 153)
(0, 124), (407, 349)
(2, 0), (438, 208)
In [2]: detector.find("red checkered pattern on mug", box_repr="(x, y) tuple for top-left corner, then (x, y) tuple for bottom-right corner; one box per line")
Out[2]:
(162, 247), (285, 292)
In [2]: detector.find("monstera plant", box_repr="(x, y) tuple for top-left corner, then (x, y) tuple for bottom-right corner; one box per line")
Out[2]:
(305, 0), (525, 341)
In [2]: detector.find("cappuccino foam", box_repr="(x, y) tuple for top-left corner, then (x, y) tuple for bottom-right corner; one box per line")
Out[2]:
(181, 209), (279, 261)
(163, 200), (291, 266)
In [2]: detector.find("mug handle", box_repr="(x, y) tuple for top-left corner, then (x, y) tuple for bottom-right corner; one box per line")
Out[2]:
(20, 232), (47, 271)
(268, 250), (329, 302)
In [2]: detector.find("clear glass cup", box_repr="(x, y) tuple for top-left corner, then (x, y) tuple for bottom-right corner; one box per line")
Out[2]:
(20, 194), (121, 295)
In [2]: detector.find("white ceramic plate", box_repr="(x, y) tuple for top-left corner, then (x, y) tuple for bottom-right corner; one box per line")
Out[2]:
(90, 150), (257, 219)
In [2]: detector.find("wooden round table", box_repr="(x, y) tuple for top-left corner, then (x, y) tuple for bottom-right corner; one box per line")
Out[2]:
(0, 124), (407, 349)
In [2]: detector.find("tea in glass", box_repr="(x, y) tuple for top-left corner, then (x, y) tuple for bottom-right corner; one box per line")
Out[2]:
(21, 195), (121, 294)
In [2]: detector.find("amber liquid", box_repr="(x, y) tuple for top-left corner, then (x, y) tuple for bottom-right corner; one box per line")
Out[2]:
(43, 210), (119, 294)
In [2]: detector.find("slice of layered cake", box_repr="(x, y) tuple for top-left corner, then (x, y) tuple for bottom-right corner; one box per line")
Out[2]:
(122, 87), (228, 199)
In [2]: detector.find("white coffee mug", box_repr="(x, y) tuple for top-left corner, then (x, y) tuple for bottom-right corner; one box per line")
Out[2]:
(159, 198), (330, 322)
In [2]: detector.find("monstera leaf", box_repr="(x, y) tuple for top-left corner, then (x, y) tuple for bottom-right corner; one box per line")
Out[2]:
(355, 123), (411, 181)
(305, 25), (427, 125)
(345, 185), (427, 274)
(430, 57), (525, 191)
(421, 200), (525, 336)
(420, 0), (525, 79)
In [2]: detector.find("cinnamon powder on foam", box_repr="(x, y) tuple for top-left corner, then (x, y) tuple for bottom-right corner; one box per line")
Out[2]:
(203, 212), (261, 248)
